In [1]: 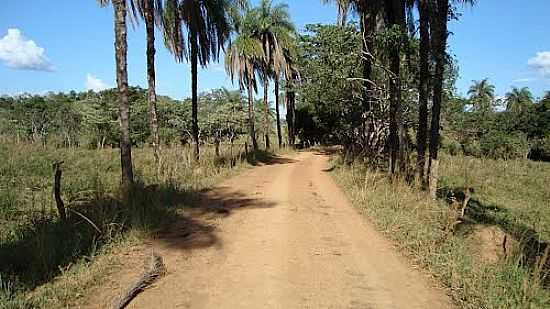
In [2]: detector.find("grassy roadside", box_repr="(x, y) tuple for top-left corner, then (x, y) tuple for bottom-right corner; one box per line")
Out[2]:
(0, 142), (285, 308)
(330, 153), (550, 308)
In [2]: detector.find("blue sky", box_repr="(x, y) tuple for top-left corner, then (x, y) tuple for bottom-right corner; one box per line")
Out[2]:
(0, 0), (548, 100)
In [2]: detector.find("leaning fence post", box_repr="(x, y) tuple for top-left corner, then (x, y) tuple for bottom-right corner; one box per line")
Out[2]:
(52, 160), (67, 221)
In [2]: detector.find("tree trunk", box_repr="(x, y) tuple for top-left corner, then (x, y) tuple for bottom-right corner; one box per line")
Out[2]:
(388, 47), (401, 175)
(286, 90), (296, 146)
(113, 0), (134, 190)
(263, 77), (270, 149)
(337, 3), (348, 26)
(275, 78), (282, 148)
(428, 0), (449, 198)
(416, 0), (430, 184)
(215, 137), (220, 158)
(360, 10), (375, 148)
(190, 31), (200, 161)
(248, 79), (258, 151)
(144, 0), (161, 175)
(385, 0), (405, 175)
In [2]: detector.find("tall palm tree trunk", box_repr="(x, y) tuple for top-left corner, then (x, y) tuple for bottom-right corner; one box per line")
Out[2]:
(144, 0), (161, 175)
(248, 79), (258, 150)
(385, 0), (405, 175)
(286, 89), (295, 146)
(113, 0), (134, 190)
(263, 77), (271, 149)
(428, 0), (449, 198)
(190, 31), (200, 161)
(337, 3), (349, 26)
(275, 78), (282, 148)
(416, 0), (430, 183)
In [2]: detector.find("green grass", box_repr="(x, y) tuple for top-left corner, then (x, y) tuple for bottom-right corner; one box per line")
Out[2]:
(440, 155), (550, 243)
(0, 141), (285, 308)
(330, 153), (550, 309)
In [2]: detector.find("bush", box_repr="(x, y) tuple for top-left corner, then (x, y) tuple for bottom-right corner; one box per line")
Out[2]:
(529, 136), (550, 161)
(479, 132), (529, 160)
(441, 136), (463, 156)
(461, 137), (482, 157)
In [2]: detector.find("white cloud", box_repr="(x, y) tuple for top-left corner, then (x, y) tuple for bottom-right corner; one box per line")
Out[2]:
(85, 74), (110, 92)
(528, 51), (550, 78)
(0, 28), (53, 71)
(512, 78), (533, 83)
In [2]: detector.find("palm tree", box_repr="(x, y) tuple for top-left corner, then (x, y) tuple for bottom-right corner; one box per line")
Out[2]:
(284, 56), (300, 147)
(505, 87), (533, 113)
(225, 9), (264, 151)
(163, 0), (234, 160)
(98, 0), (134, 190)
(131, 0), (163, 174)
(427, 0), (475, 197)
(414, 0), (431, 182)
(251, 0), (295, 149)
(468, 78), (496, 113)
(384, 0), (407, 174)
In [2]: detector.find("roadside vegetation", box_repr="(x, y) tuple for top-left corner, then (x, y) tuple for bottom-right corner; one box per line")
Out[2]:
(0, 142), (281, 308)
(306, 1), (550, 308)
(331, 154), (550, 308)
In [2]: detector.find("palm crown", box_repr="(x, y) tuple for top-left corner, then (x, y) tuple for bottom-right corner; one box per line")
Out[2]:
(468, 78), (496, 112)
(505, 87), (533, 113)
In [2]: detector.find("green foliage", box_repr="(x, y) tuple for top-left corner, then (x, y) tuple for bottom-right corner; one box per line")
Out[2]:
(444, 80), (550, 161)
(479, 131), (529, 160)
(467, 78), (496, 113)
(295, 23), (363, 145)
(505, 87), (534, 114)
(0, 87), (254, 149)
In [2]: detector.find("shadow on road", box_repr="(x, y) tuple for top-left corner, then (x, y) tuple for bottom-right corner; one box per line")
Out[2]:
(152, 186), (277, 252)
(245, 150), (298, 166)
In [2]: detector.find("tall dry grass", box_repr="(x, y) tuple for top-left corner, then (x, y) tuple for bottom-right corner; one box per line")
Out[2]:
(331, 154), (550, 308)
(0, 141), (285, 308)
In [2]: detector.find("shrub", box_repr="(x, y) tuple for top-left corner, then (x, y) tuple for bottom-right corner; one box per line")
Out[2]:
(479, 131), (529, 160)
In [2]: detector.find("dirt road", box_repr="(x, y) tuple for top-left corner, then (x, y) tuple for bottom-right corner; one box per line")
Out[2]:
(88, 151), (452, 309)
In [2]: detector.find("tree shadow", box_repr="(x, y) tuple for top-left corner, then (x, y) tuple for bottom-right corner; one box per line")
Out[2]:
(438, 186), (550, 284)
(0, 194), (125, 290)
(152, 185), (277, 252)
(244, 150), (297, 166)
(0, 181), (276, 292)
(312, 146), (342, 156)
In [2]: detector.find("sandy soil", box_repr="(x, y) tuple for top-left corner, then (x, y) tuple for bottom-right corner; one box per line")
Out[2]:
(85, 151), (453, 309)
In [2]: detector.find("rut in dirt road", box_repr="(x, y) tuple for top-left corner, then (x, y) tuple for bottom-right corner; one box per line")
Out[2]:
(88, 151), (453, 309)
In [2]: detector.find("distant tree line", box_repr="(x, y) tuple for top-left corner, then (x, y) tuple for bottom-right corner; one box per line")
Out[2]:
(0, 87), (268, 150)
(443, 83), (550, 161)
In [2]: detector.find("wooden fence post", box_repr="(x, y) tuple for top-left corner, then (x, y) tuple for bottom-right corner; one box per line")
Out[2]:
(52, 161), (67, 221)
